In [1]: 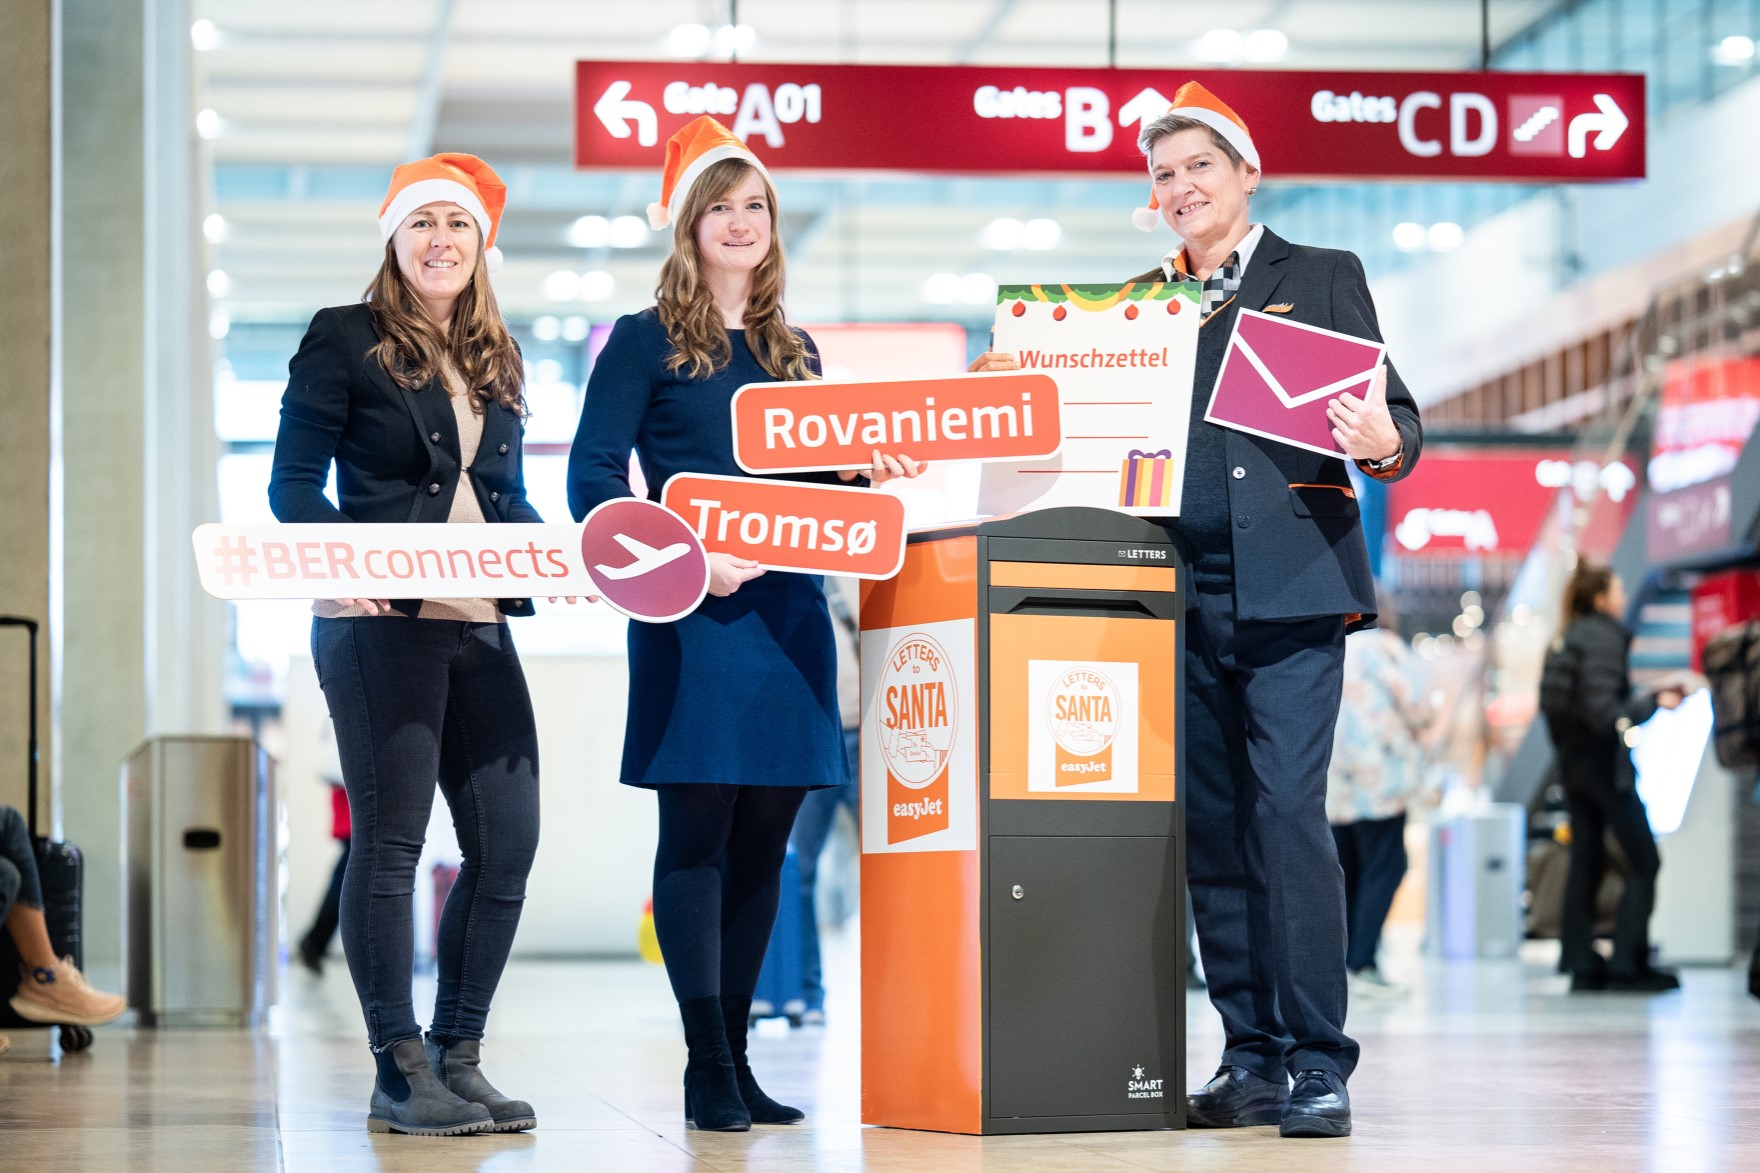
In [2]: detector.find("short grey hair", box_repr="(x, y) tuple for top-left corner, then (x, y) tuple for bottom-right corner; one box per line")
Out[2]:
(1138, 113), (1248, 169)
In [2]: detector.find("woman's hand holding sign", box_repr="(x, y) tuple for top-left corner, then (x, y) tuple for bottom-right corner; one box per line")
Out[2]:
(967, 351), (1020, 374)
(707, 552), (766, 597)
(840, 449), (928, 485)
(1326, 365), (1401, 463)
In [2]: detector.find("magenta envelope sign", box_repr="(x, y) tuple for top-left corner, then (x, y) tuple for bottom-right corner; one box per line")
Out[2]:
(1204, 309), (1387, 458)
(579, 498), (710, 623)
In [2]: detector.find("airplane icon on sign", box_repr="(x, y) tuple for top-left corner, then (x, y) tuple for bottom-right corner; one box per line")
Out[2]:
(594, 532), (690, 580)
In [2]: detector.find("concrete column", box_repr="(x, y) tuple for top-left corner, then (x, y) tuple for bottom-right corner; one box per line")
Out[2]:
(0, 2), (58, 822)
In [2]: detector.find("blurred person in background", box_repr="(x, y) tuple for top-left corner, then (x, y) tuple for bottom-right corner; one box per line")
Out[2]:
(1, 804), (125, 1028)
(1548, 562), (1682, 993)
(297, 723), (351, 975)
(567, 117), (924, 1133)
(270, 153), (550, 1136)
(1326, 591), (1432, 999)
(787, 576), (861, 1025)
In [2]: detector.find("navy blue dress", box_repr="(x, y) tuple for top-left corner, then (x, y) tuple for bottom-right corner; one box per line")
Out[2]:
(567, 308), (848, 790)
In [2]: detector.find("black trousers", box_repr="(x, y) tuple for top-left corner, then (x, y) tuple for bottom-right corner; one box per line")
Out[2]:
(1559, 785), (1659, 976)
(1331, 812), (1408, 972)
(1185, 587), (1357, 1083)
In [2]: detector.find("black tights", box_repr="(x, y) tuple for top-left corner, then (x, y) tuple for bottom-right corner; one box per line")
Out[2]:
(652, 784), (806, 1004)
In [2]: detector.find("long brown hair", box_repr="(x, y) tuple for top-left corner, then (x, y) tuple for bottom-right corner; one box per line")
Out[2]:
(1563, 561), (1615, 620)
(363, 229), (525, 414)
(655, 159), (815, 383)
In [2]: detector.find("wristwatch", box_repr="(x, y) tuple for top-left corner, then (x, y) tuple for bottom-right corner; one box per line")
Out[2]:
(1365, 447), (1403, 472)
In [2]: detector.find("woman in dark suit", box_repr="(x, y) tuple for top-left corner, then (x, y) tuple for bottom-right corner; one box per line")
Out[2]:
(270, 153), (544, 1137)
(974, 82), (1422, 1140)
(1551, 562), (1682, 993)
(568, 117), (921, 1132)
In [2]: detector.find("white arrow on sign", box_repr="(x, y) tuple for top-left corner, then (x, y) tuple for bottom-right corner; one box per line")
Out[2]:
(1566, 93), (1628, 159)
(595, 80), (658, 147)
(1117, 87), (1172, 133)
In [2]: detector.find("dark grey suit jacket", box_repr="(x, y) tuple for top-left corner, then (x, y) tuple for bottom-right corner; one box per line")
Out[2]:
(1135, 228), (1423, 629)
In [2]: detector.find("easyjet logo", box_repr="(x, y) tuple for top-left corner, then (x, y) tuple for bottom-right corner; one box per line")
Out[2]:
(1048, 666), (1121, 787)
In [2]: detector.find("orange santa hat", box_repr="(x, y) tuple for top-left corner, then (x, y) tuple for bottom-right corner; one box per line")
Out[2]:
(378, 152), (508, 272)
(1133, 82), (1260, 232)
(646, 116), (770, 232)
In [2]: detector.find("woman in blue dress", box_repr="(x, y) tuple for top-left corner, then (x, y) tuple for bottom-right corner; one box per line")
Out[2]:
(567, 117), (922, 1132)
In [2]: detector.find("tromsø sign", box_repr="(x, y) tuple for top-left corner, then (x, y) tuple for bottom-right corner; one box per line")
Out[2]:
(575, 62), (1645, 182)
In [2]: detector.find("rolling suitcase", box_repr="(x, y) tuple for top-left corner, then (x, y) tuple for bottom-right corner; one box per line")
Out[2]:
(0, 616), (94, 1051)
(749, 846), (806, 1027)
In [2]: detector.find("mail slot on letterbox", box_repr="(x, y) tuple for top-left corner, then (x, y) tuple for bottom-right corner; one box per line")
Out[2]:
(857, 506), (1186, 1135)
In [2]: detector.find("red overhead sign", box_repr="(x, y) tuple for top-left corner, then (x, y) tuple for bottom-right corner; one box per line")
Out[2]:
(575, 61), (1645, 182)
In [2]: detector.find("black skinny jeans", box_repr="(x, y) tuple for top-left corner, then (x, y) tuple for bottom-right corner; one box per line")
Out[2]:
(1331, 812), (1408, 972)
(1559, 784), (1660, 977)
(652, 784), (805, 1005)
(0, 805), (43, 921)
(313, 617), (540, 1050)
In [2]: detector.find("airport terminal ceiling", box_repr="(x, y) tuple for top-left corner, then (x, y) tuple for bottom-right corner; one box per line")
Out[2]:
(195, 0), (1573, 330)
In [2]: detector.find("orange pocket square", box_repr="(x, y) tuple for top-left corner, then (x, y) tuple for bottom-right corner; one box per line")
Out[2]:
(1264, 303), (1295, 314)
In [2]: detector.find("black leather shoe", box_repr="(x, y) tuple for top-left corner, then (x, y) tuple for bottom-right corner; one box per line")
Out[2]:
(1186, 1065), (1288, 1128)
(1605, 967), (1680, 993)
(1279, 1069), (1351, 1138)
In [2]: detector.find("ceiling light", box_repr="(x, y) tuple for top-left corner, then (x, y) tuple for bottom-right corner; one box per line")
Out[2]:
(960, 273), (998, 305)
(195, 108), (222, 139)
(561, 316), (590, 342)
(981, 218), (1024, 250)
(608, 216), (648, 248)
(1196, 29), (1243, 63)
(578, 270), (615, 301)
(1022, 218), (1062, 250)
(206, 269), (230, 297)
(189, 19), (220, 51)
(1244, 29), (1289, 62)
(202, 213), (228, 244)
(208, 310), (230, 340)
(1712, 35), (1756, 65)
(568, 215), (610, 249)
(923, 272), (962, 305)
(1392, 222), (1427, 252)
(532, 315), (561, 342)
(543, 270), (581, 301)
(666, 23), (712, 57)
(712, 24), (757, 57)
(1427, 221), (1464, 251)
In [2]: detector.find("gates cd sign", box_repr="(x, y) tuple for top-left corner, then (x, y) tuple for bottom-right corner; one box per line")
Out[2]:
(859, 618), (978, 854)
(577, 61), (1644, 182)
(1028, 660), (1139, 794)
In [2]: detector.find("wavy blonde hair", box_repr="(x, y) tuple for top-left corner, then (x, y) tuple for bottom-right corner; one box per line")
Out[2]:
(656, 159), (815, 383)
(363, 222), (525, 414)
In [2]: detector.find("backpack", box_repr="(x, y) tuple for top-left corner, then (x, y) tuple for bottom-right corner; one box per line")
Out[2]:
(1703, 621), (1760, 770)
(1537, 637), (1582, 747)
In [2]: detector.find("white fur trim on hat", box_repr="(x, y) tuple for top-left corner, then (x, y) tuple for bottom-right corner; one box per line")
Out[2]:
(1173, 107), (1260, 171)
(660, 144), (769, 232)
(378, 177), (494, 249)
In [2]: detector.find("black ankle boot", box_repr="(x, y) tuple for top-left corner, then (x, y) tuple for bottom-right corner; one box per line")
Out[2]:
(721, 996), (805, 1124)
(679, 996), (750, 1132)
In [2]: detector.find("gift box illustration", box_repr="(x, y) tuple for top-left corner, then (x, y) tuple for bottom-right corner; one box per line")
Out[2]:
(1118, 449), (1177, 508)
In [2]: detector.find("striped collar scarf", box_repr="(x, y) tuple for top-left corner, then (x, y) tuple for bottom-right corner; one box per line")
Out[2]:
(1200, 252), (1241, 320)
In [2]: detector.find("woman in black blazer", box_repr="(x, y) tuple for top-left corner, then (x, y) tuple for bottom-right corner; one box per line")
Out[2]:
(270, 154), (543, 1138)
(972, 83), (1421, 1140)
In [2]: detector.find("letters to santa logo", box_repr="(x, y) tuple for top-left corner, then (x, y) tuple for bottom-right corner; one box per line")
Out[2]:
(878, 633), (956, 843)
(1048, 666), (1121, 786)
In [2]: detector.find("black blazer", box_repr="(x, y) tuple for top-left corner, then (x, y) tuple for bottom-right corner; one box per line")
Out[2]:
(1134, 228), (1423, 629)
(268, 302), (543, 618)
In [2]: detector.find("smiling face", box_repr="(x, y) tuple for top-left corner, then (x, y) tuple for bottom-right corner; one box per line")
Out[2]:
(1149, 127), (1258, 252)
(693, 169), (773, 283)
(392, 202), (480, 322)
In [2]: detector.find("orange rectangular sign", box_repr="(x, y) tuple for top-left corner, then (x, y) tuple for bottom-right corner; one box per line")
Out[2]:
(660, 473), (907, 579)
(730, 372), (1062, 474)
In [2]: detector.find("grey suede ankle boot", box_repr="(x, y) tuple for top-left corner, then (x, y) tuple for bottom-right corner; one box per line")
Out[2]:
(366, 1038), (494, 1136)
(425, 1036), (537, 1133)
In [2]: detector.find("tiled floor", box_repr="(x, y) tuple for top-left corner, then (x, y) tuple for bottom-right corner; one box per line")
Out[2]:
(4, 928), (1760, 1171)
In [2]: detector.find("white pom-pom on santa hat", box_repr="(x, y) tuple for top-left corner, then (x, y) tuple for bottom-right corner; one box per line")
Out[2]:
(1132, 202), (1162, 233)
(647, 202), (670, 232)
